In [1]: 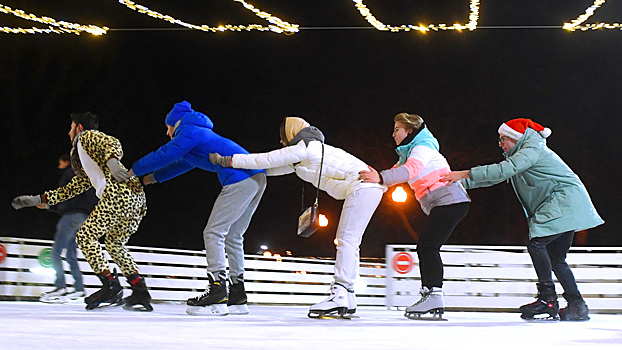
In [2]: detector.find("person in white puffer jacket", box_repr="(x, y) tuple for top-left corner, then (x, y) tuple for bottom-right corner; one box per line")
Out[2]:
(209, 116), (386, 318)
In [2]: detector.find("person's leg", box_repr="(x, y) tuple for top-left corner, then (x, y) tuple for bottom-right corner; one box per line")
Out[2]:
(75, 204), (116, 275)
(64, 212), (88, 292)
(51, 215), (71, 289)
(333, 187), (383, 290)
(547, 231), (579, 295)
(309, 187), (382, 317)
(546, 231), (589, 320)
(224, 173), (266, 280)
(104, 215), (141, 277)
(526, 233), (562, 285)
(416, 203), (469, 289)
(204, 177), (265, 275)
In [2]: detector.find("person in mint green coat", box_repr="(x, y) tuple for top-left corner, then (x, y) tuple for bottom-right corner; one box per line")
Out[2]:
(442, 118), (603, 321)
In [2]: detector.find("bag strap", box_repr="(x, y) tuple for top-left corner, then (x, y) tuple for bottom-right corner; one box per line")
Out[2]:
(301, 142), (325, 210)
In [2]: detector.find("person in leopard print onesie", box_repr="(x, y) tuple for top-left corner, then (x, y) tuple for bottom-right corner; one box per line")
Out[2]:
(12, 112), (152, 311)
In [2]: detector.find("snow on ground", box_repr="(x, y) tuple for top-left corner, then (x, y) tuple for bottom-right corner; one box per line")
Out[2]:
(0, 302), (620, 350)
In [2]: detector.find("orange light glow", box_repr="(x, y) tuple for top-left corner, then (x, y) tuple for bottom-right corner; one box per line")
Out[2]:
(319, 214), (328, 227)
(392, 186), (407, 202)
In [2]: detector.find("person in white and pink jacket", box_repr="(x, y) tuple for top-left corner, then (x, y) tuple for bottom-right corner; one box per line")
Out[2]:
(359, 112), (470, 320)
(209, 115), (385, 318)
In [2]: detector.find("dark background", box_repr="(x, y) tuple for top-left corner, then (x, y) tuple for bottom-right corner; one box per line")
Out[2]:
(2, 1), (620, 258)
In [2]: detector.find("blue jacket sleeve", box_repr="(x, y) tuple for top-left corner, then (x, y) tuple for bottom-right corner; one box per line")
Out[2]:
(153, 158), (195, 183)
(132, 131), (197, 176)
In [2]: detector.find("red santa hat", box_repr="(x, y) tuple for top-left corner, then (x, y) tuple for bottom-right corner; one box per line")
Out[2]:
(498, 118), (552, 140)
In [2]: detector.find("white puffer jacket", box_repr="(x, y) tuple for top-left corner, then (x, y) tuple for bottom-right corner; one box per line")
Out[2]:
(232, 139), (385, 200)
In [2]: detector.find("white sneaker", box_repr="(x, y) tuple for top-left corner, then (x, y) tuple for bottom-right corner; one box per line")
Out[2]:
(308, 283), (349, 318)
(40, 287), (68, 303)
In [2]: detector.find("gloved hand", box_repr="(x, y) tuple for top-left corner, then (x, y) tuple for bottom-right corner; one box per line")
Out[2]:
(141, 173), (157, 186)
(107, 158), (130, 183)
(12, 195), (42, 210)
(209, 153), (232, 168)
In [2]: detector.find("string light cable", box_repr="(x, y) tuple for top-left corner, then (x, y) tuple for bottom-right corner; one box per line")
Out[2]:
(117, 0), (299, 34)
(0, 3), (108, 35)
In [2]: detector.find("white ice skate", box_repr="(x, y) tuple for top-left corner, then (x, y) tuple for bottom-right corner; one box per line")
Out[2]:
(347, 289), (357, 315)
(63, 289), (86, 303)
(404, 287), (447, 321)
(39, 287), (68, 303)
(308, 283), (351, 319)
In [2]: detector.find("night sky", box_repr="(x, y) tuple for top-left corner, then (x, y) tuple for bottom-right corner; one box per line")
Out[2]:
(2, 1), (621, 258)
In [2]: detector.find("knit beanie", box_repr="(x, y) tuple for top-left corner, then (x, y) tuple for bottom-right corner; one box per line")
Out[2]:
(498, 118), (552, 140)
(281, 116), (310, 144)
(165, 101), (193, 126)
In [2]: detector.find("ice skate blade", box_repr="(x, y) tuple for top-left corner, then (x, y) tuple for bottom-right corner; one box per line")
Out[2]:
(123, 303), (154, 312)
(560, 316), (590, 322)
(39, 297), (65, 304)
(520, 314), (560, 322)
(404, 308), (447, 321)
(308, 307), (353, 319)
(186, 304), (229, 316)
(85, 300), (124, 310)
(227, 304), (249, 315)
(308, 312), (358, 320)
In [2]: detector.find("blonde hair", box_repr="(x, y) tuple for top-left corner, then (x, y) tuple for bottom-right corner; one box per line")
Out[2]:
(394, 113), (424, 131)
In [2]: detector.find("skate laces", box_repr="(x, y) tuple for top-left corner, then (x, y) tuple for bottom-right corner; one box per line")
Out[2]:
(412, 288), (432, 306)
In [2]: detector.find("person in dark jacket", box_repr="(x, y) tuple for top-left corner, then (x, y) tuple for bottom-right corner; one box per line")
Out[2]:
(129, 101), (266, 316)
(38, 154), (98, 303)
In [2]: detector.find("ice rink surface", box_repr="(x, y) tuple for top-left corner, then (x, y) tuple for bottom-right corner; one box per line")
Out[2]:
(1, 302), (620, 350)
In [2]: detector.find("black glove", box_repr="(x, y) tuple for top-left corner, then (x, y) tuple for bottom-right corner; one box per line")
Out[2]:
(209, 153), (232, 168)
(12, 195), (42, 210)
(107, 158), (130, 183)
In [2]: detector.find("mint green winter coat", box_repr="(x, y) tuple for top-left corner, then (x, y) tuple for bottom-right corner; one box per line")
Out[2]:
(462, 128), (604, 239)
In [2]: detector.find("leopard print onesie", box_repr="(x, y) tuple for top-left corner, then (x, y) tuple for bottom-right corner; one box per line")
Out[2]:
(45, 130), (147, 277)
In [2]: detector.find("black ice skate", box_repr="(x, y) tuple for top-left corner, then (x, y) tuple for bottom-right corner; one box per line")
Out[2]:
(404, 287), (447, 321)
(227, 274), (249, 315)
(85, 271), (123, 310)
(519, 282), (559, 321)
(186, 271), (228, 316)
(123, 275), (153, 312)
(559, 293), (590, 321)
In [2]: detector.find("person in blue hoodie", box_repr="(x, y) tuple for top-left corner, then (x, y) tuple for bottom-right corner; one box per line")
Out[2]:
(129, 101), (266, 316)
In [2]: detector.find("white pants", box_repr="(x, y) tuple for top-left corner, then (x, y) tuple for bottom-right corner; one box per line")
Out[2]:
(333, 187), (383, 290)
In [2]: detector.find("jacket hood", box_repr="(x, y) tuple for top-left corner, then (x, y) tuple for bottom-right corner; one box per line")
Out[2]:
(166, 101), (214, 137)
(289, 126), (325, 146)
(395, 127), (439, 165)
(505, 128), (544, 158)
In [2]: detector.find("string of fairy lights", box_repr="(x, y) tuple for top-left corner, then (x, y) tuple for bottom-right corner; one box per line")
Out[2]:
(1, 0), (620, 36)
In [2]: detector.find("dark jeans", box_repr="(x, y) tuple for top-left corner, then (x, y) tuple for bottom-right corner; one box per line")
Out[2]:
(526, 230), (579, 296)
(417, 202), (469, 289)
(52, 212), (87, 291)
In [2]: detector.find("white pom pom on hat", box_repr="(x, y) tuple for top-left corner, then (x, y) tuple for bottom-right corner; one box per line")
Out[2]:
(498, 118), (552, 140)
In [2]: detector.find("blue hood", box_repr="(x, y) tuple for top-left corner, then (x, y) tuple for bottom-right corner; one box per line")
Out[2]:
(166, 101), (214, 137)
(395, 127), (439, 165)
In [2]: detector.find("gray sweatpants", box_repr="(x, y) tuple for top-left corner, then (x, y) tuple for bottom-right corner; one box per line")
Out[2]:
(203, 172), (266, 279)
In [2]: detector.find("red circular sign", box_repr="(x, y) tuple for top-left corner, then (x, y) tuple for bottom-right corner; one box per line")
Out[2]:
(392, 252), (414, 274)
(0, 244), (6, 264)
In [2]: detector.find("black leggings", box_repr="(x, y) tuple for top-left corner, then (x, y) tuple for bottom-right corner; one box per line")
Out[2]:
(417, 202), (469, 289)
